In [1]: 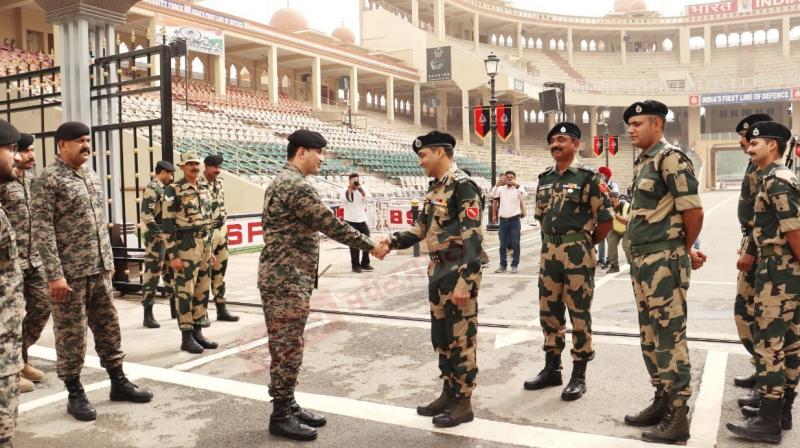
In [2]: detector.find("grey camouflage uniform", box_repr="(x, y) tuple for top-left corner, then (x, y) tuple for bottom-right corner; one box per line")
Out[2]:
(0, 205), (23, 446)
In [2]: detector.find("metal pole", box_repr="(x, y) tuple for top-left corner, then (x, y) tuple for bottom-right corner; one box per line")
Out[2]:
(490, 75), (497, 187)
(604, 130), (609, 166)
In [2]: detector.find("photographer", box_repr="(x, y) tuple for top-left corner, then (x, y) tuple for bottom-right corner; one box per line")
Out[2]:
(341, 173), (373, 273)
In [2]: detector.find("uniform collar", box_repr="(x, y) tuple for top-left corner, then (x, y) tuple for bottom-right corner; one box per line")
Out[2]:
(285, 162), (304, 177)
(759, 161), (782, 176)
(554, 163), (579, 175)
(643, 138), (668, 158)
(56, 156), (85, 177)
(436, 164), (457, 184)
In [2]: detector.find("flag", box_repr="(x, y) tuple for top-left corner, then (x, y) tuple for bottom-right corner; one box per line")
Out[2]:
(607, 135), (618, 156)
(496, 104), (512, 141)
(592, 136), (603, 157)
(473, 106), (490, 139)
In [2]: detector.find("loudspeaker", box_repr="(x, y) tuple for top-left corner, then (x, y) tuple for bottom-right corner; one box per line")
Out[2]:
(538, 89), (560, 113)
(301, 74), (310, 83)
(170, 38), (187, 58)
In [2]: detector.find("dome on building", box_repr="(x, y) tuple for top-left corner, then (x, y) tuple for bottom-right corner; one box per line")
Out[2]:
(270, 7), (309, 32)
(332, 25), (355, 44)
(613, 0), (648, 13)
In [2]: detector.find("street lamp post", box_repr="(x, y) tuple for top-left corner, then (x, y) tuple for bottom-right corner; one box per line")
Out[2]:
(484, 52), (500, 231)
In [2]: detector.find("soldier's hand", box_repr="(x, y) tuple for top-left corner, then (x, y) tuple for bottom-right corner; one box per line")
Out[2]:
(736, 253), (755, 272)
(211, 255), (217, 265)
(689, 249), (707, 270)
(452, 289), (470, 307)
(371, 242), (389, 260)
(170, 257), (184, 271)
(48, 278), (73, 302)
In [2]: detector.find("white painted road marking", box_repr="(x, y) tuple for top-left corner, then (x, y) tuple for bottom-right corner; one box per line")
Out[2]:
(689, 350), (728, 448)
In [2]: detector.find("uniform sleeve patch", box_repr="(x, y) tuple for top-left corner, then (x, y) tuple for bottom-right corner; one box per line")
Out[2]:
(599, 182), (608, 194)
(466, 206), (480, 220)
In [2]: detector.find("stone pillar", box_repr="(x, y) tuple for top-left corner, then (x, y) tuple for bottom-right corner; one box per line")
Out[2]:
(589, 106), (598, 141)
(783, 16), (791, 59)
(792, 100), (800, 133)
(461, 89), (470, 145)
(436, 90), (448, 131)
(703, 25), (711, 66)
(473, 13), (479, 50)
(350, 66), (359, 113)
(679, 27), (690, 65)
(268, 45), (278, 103)
(411, 0), (419, 26)
(214, 52), (226, 97)
(386, 75), (394, 122)
(687, 105), (701, 154)
(52, 24), (61, 65)
(55, 17), (91, 122)
(567, 28), (574, 64)
(546, 111), (556, 130)
(620, 30), (627, 65)
(413, 82), (421, 125)
(312, 56), (321, 110)
(517, 22), (523, 58)
(434, 0), (445, 41)
(512, 102), (521, 153)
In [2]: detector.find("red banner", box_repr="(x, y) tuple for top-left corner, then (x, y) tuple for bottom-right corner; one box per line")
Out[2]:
(794, 140), (800, 158)
(592, 136), (603, 157)
(496, 104), (512, 142)
(607, 135), (618, 156)
(473, 106), (490, 139)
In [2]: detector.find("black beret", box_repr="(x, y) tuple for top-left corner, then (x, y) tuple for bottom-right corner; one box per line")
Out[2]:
(55, 121), (90, 142)
(736, 113), (773, 134)
(746, 121), (791, 142)
(412, 130), (456, 154)
(287, 129), (327, 149)
(204, 154), (224, 166)
(547, 122), (581, 143)
(0, 119), (20, 146)
(17, 133), (34, 151)
(155, 160), (175, 173)
(623, 100), (669, 124)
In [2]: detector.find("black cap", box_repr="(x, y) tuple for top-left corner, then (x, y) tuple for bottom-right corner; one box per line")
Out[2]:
(623, 100), (669, 124)
(17, 133), (34, 151)
(55, 121), (90, 142)
(547, 122), (581, 143)
(746, 121), (791, 142)
(412, 130), (456, 154)
(204, 154), (224, 166)
(736, 113), (773, 134)
(0, 119), (20, 146)
(155, 160), (175, 173)
(287, 129), (327, 149)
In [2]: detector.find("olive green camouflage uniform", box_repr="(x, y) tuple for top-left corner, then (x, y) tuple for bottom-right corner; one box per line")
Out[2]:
(140, 178), (174, 308)
(751, 162), (800, 400)
(0, 206), (23, 447)
(30, 157), (125, 381)
(259, 162), (374, 399)
(389, 165), (484, 398)
(200, 175), (228, 305)
(534, 164), (613, 362)
(735, 161), (759, 360)
(0, 171), (50, 361)
(162, 178), (213, 331)
(628, 138), (702, 408)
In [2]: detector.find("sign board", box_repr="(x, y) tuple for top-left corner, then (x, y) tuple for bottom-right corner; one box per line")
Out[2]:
(158, 25), (225, 56)
(514, 79), (525, 92)
(699, 88), (791, 105)
(426, 46), (452, 82)
(145, 0), (246, 28)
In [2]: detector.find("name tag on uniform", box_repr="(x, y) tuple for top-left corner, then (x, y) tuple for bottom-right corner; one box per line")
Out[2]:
(539, 183), (553, 190)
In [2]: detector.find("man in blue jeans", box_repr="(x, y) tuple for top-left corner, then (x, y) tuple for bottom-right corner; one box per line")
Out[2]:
(493, 171), (526, 273)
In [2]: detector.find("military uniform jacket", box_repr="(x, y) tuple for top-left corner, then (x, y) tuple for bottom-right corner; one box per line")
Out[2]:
(200, 175), (226, 229)
(739, 161), (759, 256)
(162, 178), (213, 260)
(753, 162), (800, 250)
(140, 178), (167, 237)
(0, 206), (23, 377)
(628, 139), (702, 247)
(260, 163), (373, 289)
(0, 170), (42, 270)
(388, 165), (484, 296)
(534, 164), (613, 236)
(31, 157), (114, 281)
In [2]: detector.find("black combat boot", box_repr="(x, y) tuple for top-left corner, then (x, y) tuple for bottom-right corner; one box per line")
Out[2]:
(523, 352), (563, 390)
(642, 404), (691, 444)
(192, 325), (218, 349)
(742, 388), (796, 431)
(143, 305), (160, 329)
(289, 396), (327, 427)
(727, 397), (784, 444)
(738, 389), (762, 408)
(417, 382), (456, 416)
(624, 388), (668, 426)
(216, 303), (239, 322)
(108, 366), (153, 403)
(64, 377), (97, 421)
(561, 361), (587, 401)
(734, 372), (757, 388)
(269, 398), (318, 441)
(181, 329), (204, 354)
(432, 396), (474, 428)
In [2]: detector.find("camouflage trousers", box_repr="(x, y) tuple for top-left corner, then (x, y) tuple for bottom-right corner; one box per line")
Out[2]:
(630, 246), (692, 408)
(734, 235), (758, 361)
(22, 266), (50, 362)
(0, 373), (19, 445)
(537, 240), (595, 362)
(210, 226), (228, 305)
(141, 232), (174, 308)
(429, 261), (480, 398)
(174, 234), (212, 331)
(752, 252), (800, 400)
(259, 273), (313, 400)
(51, 272), (125, 381)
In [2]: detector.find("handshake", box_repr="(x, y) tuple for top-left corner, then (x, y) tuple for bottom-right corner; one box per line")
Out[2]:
(370, 238), (393, 260)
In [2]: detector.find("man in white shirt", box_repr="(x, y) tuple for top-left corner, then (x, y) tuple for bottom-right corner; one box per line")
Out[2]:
(493, 171), (526, 273)
(341, 174), (373, 273)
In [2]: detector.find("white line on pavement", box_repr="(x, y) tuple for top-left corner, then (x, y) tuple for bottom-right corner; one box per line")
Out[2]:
(689, 350), (728, 448)
(704, 192), (739, 217)
(607, 277), (736, 286)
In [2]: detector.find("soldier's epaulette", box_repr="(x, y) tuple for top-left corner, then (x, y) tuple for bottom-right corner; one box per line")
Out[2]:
(765, 166), (800, 193)
(453, 169), (469, 182)
(576, 165), (597, 175)
(538, 166), (555, 178)
(655, 144), (692, 171)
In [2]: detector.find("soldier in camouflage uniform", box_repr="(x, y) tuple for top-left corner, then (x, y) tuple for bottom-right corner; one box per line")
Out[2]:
(727, 121), (800, 444)
(0, 133), (50, 395)
(0, 120), (23, 448)
(523, 123), (613, 402)
(620, 101), (706, 444)
(200, 154), (238, 322)
(383, 130), (484, 428)
(140, 160), (175, 329)
(162, 151), (218, 354)
(260, 129), (386, 441)
(31, 122), (153, 422)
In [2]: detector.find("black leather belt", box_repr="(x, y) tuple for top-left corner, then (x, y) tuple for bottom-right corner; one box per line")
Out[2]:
(499, 215), (520, 222)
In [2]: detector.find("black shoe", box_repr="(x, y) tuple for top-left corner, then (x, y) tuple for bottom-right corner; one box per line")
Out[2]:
(417, 382), (456, 417)
(642, 404), (690, 444)
(289, 397), (327, 427)
(605, 265), (620, 273)
(269, 399), (318, 441)
(181, 329), (204, 354)
(625, 389), (668, 427)
(352, 266), (363, 273)
(108, 366), (153, 403)
(727, 397), (784, 444)
(561, 361), (587, 401)
(524, 352), (563, 390)
(361, 264), (374, 271)
(216, 303), (239, 322)
(738, 389), (762, 408)
(432, 397), (474, 428)
(143, 305), (160, 328)
(64, 377), (97, 421)
(734, 372), (758, 389)
(192, 325), (218, 349)
(742, 389), (796, 431)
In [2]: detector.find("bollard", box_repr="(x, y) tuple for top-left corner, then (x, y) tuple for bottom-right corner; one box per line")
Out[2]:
(411, 199), (421, 257)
